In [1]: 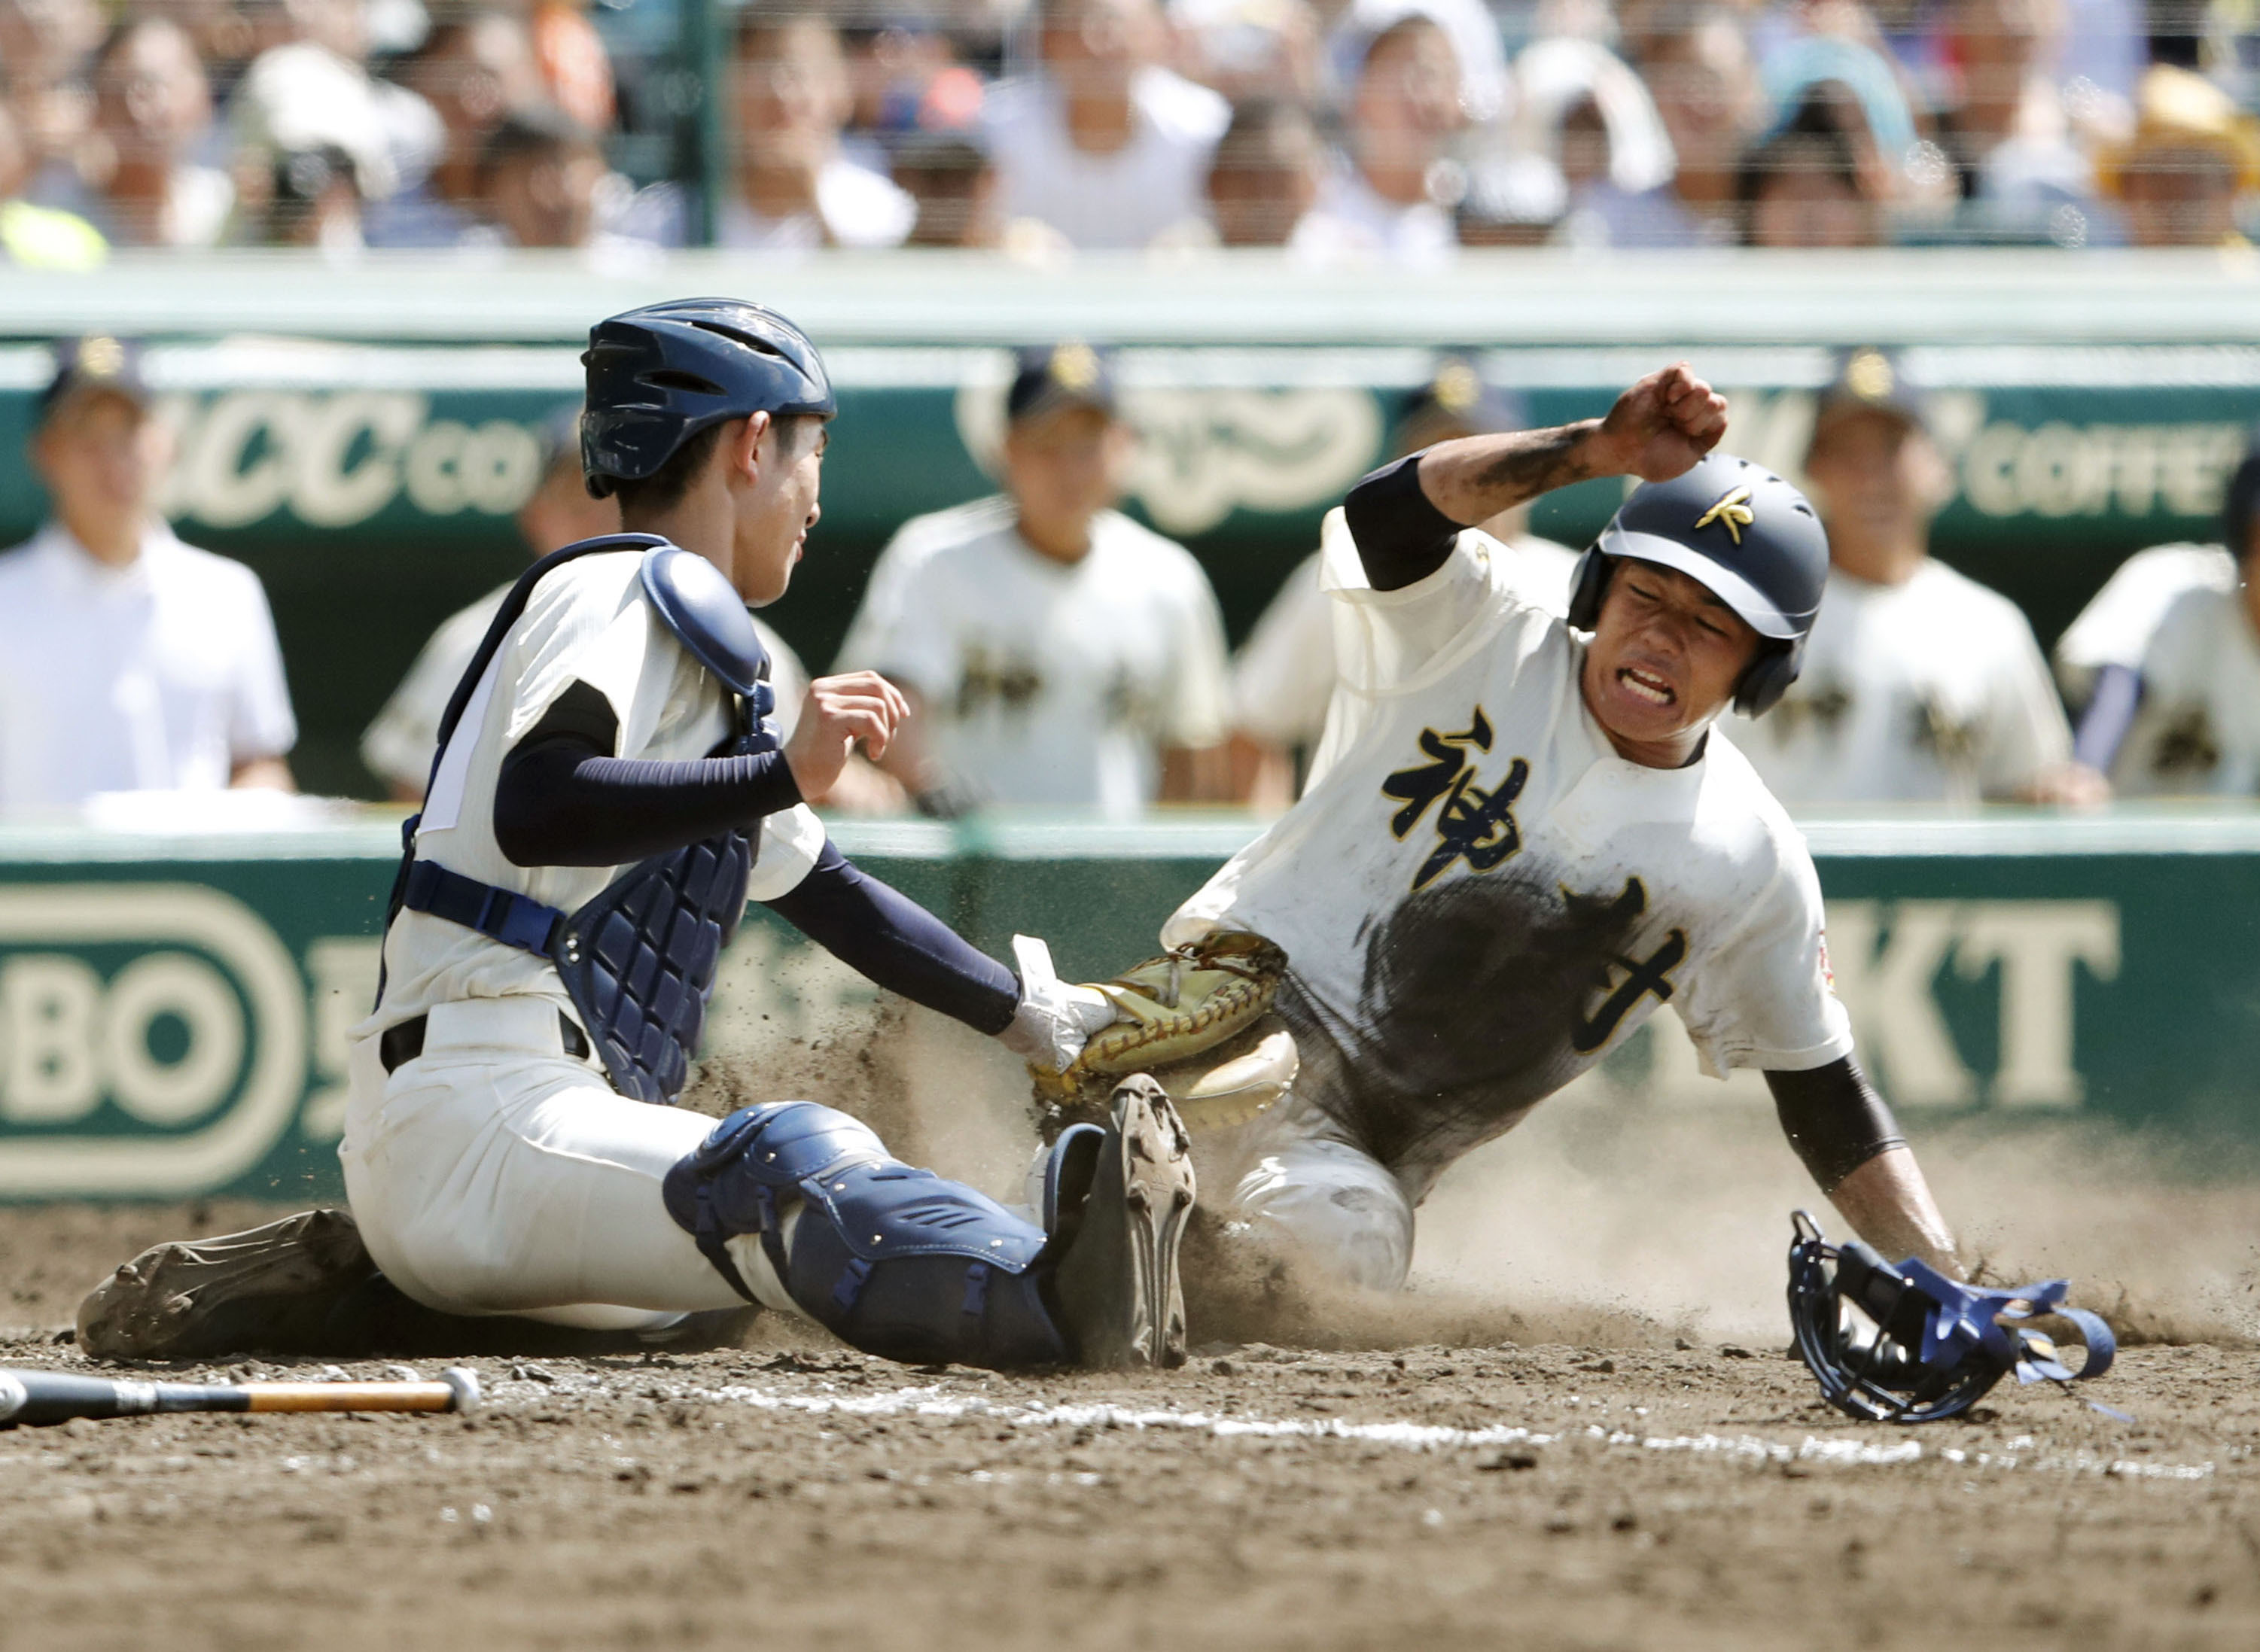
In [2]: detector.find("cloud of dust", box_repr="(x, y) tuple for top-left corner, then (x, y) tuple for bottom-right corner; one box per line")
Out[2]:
(693, 957), (2260, 1354)
(1413, 1082), (2260, 1350)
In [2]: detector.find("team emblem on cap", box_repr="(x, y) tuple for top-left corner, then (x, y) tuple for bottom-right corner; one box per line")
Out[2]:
(1431, 361), (1481, 413)
(1049, 343), (1100, 391)
(78, 336), (126, 378)
(1844, 348), (1895, 402)
(1692, 483), (1756, 544)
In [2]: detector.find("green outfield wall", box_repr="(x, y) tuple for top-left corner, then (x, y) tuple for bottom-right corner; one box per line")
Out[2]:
(0, 251), (2256, 797)
(0, 809), (2252, 1203)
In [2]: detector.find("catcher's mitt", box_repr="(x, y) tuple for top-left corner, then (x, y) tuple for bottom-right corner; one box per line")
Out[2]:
(1030, 932), (1290, 1136)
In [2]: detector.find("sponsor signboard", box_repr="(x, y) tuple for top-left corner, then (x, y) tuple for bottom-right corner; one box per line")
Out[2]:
(0, 815), (2252, 1202)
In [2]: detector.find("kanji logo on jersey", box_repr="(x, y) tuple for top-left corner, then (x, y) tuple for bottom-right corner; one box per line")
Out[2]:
(1378, 707), (1531, 891)
(1567, 877), (1688, 1054)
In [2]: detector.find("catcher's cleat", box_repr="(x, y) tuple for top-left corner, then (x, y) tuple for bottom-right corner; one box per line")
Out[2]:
(78, 1208), (379, 1361)
(1046, 1075), (1197, 1371)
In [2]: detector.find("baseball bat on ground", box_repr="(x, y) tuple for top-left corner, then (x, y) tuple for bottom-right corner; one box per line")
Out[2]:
(0, 1366), (480, 1426)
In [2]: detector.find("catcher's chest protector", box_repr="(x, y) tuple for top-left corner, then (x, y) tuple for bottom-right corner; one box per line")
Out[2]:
(384, 539), (776, 1107)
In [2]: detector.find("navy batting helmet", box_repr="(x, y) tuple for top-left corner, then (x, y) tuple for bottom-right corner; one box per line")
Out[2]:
(580, 298), (837, 499)
(1565, 453), (1829, 717)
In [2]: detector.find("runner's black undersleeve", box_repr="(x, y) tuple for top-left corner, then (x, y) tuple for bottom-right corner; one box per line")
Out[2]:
(763, 840), (1020, 1034)
(492, 682), (803, 867)
(1342, 454), (1467, 592)
(1765, 1057), (1907, 1194)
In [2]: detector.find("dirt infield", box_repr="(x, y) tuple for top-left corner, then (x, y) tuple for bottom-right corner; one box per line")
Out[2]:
(5, 1005), (2258, 1651)
(2, 1194), (2256, 1652)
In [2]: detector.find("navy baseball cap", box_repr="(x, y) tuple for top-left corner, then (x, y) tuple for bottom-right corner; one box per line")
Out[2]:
(1811, 347), (1927, 436)
(41, 335), (151, 421)
(1006, 343), (1117, 425)
(1395, 357), (1530, 452)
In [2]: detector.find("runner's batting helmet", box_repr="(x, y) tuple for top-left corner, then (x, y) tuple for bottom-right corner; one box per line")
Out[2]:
(1566, 453), (1829, 717)
(580, 298), (836, 499)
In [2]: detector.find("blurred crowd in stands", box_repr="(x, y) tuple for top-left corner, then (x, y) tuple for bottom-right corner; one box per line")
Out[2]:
(8, 330), (2260, 826)
(0, 0), (2258, 266)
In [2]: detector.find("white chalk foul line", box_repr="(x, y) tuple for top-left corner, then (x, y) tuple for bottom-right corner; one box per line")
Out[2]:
(486, 1376), (2217, 1481)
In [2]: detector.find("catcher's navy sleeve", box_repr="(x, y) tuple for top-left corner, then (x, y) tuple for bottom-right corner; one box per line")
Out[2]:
(763, 841), (1021, 1034)
(1765, 1058), (1906, 1193)
(1342, 454), (1466, 592)
(492, 717), (804, 871)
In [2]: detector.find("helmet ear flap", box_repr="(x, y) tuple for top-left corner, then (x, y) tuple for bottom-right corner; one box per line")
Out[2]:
(1566, 547), (1611, 631)
(1734, 634), (1804, 717)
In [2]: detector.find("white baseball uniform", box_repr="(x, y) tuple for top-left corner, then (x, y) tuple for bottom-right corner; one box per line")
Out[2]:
(361, 578), (809, 798)
(343, 549), (823, 1330)
(2051, 540), (2236, 706)
(0, 520), (297, 812)
(837, 497), (1232, 815)
(2107, 579), (2260, 796)
(1164, 513), (1852, 1288)
(1728, 561), (2073, 807)
(1230, 534), (1579, 756)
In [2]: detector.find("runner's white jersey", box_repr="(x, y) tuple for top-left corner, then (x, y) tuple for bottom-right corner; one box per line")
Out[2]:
(2112, 580), (2260, 796)
(1164, 513), (1850, 1170)
(1727, 561), (2071, 805)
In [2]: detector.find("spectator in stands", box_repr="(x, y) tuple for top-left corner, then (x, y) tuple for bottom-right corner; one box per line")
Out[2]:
(1622, 6), (1762, 246)
(0, 337), (297, 813)
(843, 23), (985, 148)
(839, 344), (1232, 816)
(1299, 12), (1463, 263)
(231, 0), (442, 212)
(259, 143), (363, 249)
(1204, 96), (1323, 248)
(33, 17), (233, 249)
(365, 11), (545, 248)
(0, 94), (104, 266)
(723, 8), (916, 250)
(2095, 65), (2260, 248)
(893, 132), (1001, 246)
(1729, 348), (2090, 806)
(1933, 0), (2094, 227)
(477, 105), (606, 248)
(1226, 358), (1579, 808)
(1509, 35), (1678, 248)
(362, 405), (894, 810)
(982, 0), (1231, 250)
(1170, 0), (1322, 108)
(0, 0), (99, 178)
(525, 0), (615, 135)
(2056, 430), (2260, 796)
(1737, 93), (1887, 246)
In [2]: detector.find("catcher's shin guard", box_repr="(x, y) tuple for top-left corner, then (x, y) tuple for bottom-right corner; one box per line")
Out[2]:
(1786, 1210), (2117, 1424)
(663, 1101), (1072, 1368)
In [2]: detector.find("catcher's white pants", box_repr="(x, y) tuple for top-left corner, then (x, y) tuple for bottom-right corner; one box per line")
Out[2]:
(340, 996), (800, 1330)
(1219, 1092), (1416, 1292)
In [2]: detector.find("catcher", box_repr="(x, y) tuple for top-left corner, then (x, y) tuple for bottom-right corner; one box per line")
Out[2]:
(1037, 365), (1966, 1295)
(76, 298), (1191, 1373)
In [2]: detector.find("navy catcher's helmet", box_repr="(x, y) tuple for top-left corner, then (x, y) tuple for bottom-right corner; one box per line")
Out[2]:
(580, 298), (836, 499)
(1565, 452), (1829, 717)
